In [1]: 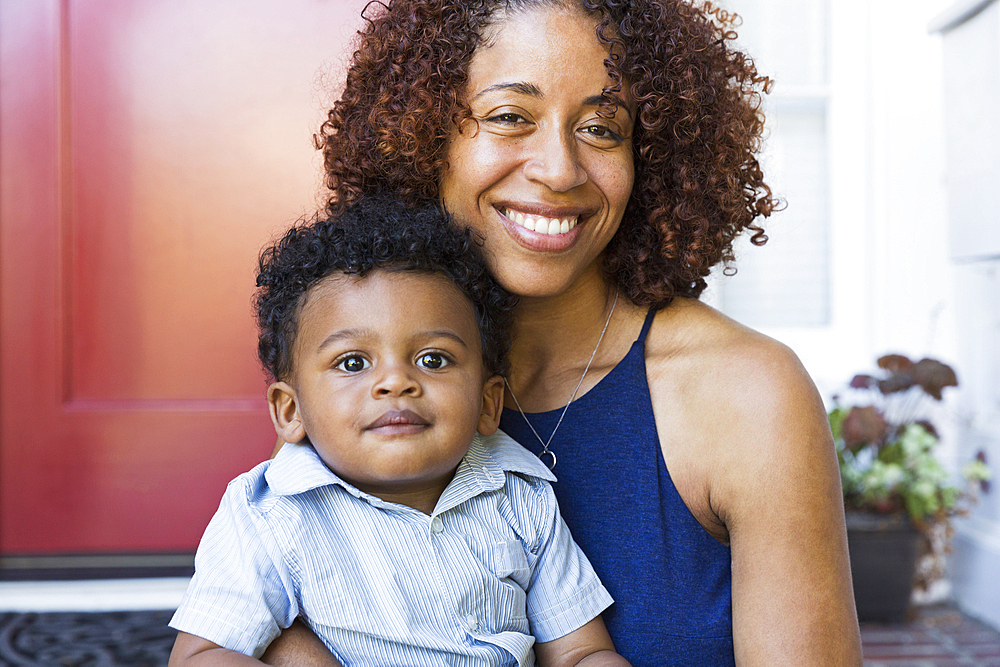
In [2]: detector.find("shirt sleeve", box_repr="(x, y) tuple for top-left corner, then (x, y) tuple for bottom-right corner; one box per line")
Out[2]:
(524, 481), (614, 643)
(169, 474), (299, 658)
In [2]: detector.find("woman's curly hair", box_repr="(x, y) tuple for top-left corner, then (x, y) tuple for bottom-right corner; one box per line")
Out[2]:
(318, 0), (775, 307)
(255, 196), (516, 381)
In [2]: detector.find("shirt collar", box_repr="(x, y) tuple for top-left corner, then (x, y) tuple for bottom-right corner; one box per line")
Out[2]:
(264, 441), (341, 498)
(472, 430), (557, 483)
(264, 430), (555, 512)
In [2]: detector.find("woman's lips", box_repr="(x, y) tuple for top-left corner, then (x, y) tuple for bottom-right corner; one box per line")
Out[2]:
(495, 206), (584, 252)
(501, 207), (578, 235)
(366, 409), (430, 434)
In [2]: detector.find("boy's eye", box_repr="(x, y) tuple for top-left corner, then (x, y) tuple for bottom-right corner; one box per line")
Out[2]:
(335, 355), (370, 373)
(417, 353), (448, 370)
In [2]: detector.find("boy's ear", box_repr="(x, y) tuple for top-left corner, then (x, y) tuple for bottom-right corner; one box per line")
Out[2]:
(477, 375), (505, 436)
(268, 381), (307, 444)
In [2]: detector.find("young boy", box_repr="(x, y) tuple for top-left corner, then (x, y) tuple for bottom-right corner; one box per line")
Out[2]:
(168, 197), (629, 667)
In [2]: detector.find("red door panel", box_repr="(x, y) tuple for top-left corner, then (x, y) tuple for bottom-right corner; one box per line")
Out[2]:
(1, 0), (367, 553)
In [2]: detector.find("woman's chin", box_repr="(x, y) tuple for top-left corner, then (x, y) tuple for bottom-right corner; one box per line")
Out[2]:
(492, 262), (605, 301)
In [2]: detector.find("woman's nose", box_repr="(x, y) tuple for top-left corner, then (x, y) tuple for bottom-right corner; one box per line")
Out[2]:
(371, 361), (422, 398)
(522, 127), (588, 192)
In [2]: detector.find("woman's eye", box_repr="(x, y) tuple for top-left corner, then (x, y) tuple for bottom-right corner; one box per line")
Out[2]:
(335, 355), (370, 373)
(417, 353), (449, 370)
(581, 124), (623, 142)
(485, 112), (526, 126)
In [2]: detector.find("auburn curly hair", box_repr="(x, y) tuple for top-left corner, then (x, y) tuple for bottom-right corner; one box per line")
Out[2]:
(255, 196), (516, 381)
(317, 0), (775, 307)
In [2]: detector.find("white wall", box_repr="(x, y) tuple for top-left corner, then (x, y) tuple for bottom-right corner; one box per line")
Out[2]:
(712, 0), (999, 628)
(934, 0), (1000, 631)
(708, 0), (960, 395)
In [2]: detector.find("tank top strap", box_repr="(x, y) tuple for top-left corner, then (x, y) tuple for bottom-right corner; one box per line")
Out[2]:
(637, 307), (657, 344)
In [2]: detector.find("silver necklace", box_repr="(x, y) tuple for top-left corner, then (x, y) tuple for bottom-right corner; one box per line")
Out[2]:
(504, 289), (619, 469)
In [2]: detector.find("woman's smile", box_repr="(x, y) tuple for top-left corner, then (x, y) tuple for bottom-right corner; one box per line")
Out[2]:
(500, 207), (579, 236)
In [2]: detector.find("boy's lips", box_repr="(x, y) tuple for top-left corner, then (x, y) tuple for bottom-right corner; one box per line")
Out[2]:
(366, 409), (430, 433)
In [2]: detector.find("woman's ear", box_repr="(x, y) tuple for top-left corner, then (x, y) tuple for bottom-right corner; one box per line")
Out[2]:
(268, 382), (307, 444)
(477, 375), (505, 436)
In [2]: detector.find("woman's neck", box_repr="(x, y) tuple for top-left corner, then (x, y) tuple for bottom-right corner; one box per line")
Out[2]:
(504, 274), (641, 412)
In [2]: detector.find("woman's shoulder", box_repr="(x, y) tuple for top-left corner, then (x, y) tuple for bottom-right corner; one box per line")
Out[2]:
(643, 298), (833, 537)
(644, 298), (815, 404)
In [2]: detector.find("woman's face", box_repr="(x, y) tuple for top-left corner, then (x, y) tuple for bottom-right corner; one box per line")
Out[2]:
(439, 3), (634, 299)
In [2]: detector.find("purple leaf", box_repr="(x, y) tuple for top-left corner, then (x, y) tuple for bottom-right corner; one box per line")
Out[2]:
(878, 354), (914, 374)
(878, 374), (914, 395)
(850, 374), (877, 389)
(911, 358), (958, 400)
(842, 406), (889, 452)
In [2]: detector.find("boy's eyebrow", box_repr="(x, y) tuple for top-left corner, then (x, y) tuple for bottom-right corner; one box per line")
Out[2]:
(317, 328), (369, 353)
(316, 329), (471, 352)
(421, 330), (470, 349)
(472, 82), (632, 119)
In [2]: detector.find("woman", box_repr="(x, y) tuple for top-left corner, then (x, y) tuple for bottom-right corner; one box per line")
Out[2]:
(265, 0), (862, 664)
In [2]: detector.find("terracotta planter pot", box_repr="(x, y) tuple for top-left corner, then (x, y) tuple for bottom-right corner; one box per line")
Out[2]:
(845, 511), (921, 623)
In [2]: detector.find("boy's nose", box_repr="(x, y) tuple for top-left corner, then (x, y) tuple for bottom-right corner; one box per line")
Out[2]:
(371, 363), (422, 398)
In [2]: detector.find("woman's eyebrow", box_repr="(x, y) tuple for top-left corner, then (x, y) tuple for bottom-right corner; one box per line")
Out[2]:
(583, 94), (634, 120)
(472, 81), (544, 100)
(472, 84), (632, 120)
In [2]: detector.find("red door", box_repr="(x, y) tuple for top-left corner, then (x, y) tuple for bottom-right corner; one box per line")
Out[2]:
(0, 0), (366, 555)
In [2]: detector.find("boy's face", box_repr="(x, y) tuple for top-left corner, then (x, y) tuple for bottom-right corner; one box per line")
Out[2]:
(267, 270), (503, 512)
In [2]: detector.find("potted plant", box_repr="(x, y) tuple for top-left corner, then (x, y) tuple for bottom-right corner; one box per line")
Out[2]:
(828, 354), (991, 622)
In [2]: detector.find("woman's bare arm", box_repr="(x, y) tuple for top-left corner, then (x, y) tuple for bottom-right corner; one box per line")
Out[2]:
(647, 301), (862, 666)
(721, 346), (860, 664)
(259, 619), (343, 667)
(168, 623), (342, 667)
(169, 632), (263, 666)
(534, 617), (630, 667)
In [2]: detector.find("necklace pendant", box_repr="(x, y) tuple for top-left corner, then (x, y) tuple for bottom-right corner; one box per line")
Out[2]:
(504, 289), (619, 476)
(539, 450), (557, 470)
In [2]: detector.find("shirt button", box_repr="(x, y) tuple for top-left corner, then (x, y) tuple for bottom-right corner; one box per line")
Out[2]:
(430, 516), (443, 534)
(465, 613), (478, 632)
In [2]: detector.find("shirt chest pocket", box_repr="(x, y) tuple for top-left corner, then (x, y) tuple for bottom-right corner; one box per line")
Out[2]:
(486, 539), (531, 587)
(297, 565), (364, 632)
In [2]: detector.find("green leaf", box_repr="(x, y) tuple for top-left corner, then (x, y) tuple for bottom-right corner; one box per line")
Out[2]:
(828, 408), (847, 442)
(905, 493), (927, 521)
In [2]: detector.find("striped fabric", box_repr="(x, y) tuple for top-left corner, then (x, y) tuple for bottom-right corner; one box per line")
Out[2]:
(169, 431), (613, 666)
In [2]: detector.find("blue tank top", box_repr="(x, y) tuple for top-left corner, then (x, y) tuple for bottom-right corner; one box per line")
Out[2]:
(499, 309), (735, 666)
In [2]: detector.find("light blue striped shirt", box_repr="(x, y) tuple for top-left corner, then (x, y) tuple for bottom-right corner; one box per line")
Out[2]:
(169, 431), (613, 666)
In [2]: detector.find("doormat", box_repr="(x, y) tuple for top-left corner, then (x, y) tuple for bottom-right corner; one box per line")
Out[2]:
(0, 611), (175, 667)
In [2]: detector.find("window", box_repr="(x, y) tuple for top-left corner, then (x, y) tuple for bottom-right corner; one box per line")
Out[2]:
(711, 0), (832, 328)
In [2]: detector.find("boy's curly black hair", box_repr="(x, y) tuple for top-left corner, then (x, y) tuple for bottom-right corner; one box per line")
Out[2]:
(255, 197), (516, 382)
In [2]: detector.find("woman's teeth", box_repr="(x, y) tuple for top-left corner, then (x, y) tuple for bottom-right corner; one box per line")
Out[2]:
(503, 208), (578, 235)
